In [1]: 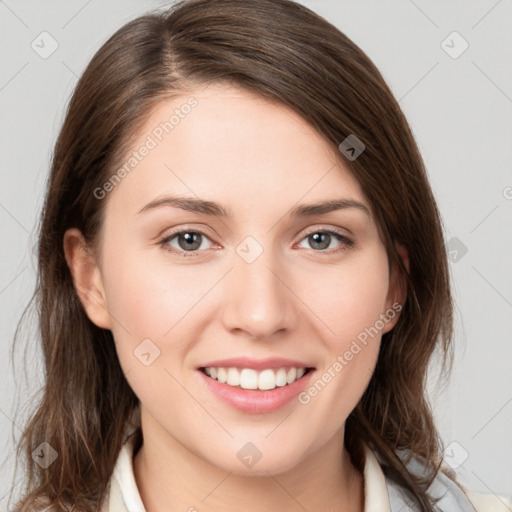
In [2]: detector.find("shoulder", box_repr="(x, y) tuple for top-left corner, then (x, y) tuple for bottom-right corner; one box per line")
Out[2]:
(460, 485), (512, 512)
(437, 463), (512, 512)
(427, 464), (512, 512)
(365, 443), (512, 512)
(428, 464), (512, 512)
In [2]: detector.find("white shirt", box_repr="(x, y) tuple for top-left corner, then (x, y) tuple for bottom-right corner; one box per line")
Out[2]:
(102, 410), (512, 512)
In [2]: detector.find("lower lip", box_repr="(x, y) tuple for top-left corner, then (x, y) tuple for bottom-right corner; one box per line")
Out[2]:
(198, 369), (315, 414)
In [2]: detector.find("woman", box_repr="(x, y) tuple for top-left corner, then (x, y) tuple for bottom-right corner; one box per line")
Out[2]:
(9, 0), (511, 510)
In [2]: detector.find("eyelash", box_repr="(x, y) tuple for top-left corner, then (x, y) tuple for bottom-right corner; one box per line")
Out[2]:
(158, 226), (355, 259)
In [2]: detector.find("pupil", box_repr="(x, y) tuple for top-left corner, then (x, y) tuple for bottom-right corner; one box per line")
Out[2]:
(180, 232), (200, 250)
(310, 233), (329, 250)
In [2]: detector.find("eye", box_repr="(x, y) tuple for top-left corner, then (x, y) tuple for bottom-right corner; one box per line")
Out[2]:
(159, 229), (215, 258)
(158, 226), (355, 258)
(296, 228), (354, 254)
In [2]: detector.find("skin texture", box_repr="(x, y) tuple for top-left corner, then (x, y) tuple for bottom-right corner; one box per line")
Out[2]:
(64, 83), (408, 512)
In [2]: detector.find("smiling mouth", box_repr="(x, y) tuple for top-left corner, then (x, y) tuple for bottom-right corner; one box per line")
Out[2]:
(199, 366), (315, 391)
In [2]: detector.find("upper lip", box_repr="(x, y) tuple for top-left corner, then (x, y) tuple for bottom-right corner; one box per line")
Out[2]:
(198, 357), (315, 371)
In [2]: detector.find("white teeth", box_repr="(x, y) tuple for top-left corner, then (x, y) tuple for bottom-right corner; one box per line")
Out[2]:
(286, 367), (297, 384)
(275, 368), (288, 387)
(202, 366), (309, 390)
(226, 367), (240, 386)
(217, 367), (227, 383)
(258, 369), (276, 390)
(240, 369), (258, 389)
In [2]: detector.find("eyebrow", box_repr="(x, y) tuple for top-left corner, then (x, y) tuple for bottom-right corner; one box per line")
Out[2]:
(137, 195), (371, 218)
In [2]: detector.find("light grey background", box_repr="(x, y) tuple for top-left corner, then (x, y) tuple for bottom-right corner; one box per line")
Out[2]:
(1, 0), (511, 508)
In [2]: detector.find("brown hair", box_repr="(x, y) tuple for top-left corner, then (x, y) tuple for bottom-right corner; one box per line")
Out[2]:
(9, 0), (456, 510)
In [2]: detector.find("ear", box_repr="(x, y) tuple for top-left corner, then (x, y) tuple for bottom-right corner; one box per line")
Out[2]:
(382, 242), (409, 334)
(63, 228), (112, 330)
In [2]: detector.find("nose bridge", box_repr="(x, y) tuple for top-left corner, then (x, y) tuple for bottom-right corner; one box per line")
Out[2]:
(222, 235), (297, 338)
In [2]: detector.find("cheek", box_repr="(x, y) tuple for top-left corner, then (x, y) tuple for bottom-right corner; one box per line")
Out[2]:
(100, 241), (220, 388)
(306, 249), (390, 350)
(295, 254), (389, 427)
(101, 243), (193, 335)
(100, 251), (194, 404)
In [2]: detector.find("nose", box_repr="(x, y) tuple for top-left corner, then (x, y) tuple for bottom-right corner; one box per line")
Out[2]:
(221, 245), (298, 340)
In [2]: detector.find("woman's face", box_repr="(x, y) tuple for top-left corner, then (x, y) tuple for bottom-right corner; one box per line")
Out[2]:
(68, 83), (403, 475)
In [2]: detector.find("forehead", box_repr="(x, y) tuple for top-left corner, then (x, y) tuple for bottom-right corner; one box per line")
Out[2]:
(104, 83), (367, 217)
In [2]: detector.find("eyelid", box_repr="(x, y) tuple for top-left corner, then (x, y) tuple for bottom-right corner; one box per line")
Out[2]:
(158, 224), (355, 257)
(298, 224), (352, 240)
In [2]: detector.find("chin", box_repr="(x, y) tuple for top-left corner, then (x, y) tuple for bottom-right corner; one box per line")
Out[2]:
(210, 450), (304, 477)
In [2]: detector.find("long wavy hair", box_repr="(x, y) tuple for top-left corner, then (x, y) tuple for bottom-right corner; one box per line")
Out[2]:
(9, 0), (456, 510)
